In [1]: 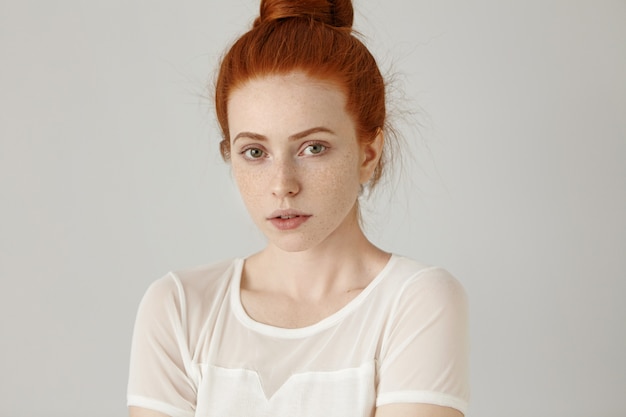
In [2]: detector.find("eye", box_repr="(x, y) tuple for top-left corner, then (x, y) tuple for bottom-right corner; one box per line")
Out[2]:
(242, 147), (265, 160)
(301, 143), (327, 156)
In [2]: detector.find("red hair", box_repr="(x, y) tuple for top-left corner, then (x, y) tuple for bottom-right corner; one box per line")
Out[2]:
(215, 0), (387, 186)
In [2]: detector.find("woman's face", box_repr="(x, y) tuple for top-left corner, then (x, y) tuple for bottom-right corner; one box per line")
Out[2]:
(227, 72), (376, 253)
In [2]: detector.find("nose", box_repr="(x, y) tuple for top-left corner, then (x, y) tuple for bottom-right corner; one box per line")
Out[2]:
(270, 157), (300, 198)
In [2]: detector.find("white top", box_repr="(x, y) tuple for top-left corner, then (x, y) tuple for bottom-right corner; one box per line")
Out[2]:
(127, 255), (470, 417)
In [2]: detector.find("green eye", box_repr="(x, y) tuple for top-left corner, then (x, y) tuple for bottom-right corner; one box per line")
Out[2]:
(243, 148), (264, 159)
(303, 144), (326, 155)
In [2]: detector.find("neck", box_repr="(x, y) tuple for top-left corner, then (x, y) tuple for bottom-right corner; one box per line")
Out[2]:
(243, 214), (390, 301)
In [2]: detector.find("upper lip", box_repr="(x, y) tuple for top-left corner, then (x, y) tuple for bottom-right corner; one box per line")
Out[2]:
(267, 209), (311, 220)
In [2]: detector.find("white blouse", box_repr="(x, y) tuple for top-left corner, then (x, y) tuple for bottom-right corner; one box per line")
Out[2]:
(127, 255), (469, 417)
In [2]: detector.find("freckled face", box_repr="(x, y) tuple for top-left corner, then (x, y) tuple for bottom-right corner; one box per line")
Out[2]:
(227, 72), (369, 252)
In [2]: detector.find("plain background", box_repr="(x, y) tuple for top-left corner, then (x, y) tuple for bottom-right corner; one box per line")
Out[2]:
(1, 1), (625, 416)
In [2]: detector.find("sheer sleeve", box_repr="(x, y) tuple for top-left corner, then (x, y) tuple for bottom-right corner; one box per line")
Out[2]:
(376, 267), (470, 414)
(127, 274), (198, 417)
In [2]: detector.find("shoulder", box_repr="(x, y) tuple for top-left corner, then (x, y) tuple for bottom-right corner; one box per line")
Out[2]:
(376, 257), (470, 413)
(171, 258), (239, 293)
(387, 256), (467, 304)
(381, 256), (468, 331)
(139, 258), (240, 315)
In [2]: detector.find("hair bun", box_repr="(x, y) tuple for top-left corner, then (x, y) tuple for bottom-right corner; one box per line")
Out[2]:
(254, 0), (353, 29)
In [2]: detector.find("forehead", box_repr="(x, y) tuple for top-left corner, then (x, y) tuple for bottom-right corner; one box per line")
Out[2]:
(231, 71), (344, 100)
(227, 72), (352, 138)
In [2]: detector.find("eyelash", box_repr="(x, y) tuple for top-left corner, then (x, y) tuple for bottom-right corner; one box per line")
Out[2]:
(300, 142), (327, 156)
(239, 142), (328, 161)
(241, 147), (266, 160)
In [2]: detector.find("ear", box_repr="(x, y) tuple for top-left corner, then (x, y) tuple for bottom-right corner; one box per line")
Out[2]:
(359, 129), (384, 184)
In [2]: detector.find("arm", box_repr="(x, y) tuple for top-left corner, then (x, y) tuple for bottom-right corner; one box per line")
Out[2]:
(376, 267), (470, 416)
(375, 403), (463, 417)
(129, 406), (171, 417)
(127, 275), (197, 416)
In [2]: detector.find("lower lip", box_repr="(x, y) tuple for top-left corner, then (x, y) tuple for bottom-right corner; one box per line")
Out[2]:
(269, 216), (311, 230)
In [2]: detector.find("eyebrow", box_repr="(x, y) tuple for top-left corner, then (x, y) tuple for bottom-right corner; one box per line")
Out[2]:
(232, 127), (335, 143)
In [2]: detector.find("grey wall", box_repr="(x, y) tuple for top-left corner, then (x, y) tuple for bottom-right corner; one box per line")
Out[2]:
(1, 1), (624, 416)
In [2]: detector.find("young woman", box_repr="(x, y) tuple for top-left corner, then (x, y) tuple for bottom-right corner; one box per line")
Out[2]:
(127, 1), (469, 416)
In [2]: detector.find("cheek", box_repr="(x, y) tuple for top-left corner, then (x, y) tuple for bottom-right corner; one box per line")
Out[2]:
(311, 154), (362, 199)
(232, 164), (266, 204)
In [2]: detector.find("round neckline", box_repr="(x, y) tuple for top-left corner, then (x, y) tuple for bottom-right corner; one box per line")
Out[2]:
(229, 254), (399, 339)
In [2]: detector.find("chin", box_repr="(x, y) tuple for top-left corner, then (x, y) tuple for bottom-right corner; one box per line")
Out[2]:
(269, 238), (317, 253)
(259, 215), (356, 254)
(262, 228), (332, 253)
(266, 227), (351, 254)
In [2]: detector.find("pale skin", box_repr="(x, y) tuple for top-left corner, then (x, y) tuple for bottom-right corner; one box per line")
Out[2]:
(129, 72), (462, 417)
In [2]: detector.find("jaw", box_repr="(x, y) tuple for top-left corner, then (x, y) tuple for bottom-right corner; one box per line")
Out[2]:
(262, 202), (363, 255)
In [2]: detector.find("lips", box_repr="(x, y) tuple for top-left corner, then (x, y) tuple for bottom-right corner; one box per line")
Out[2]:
(267, 210), (311, 230)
